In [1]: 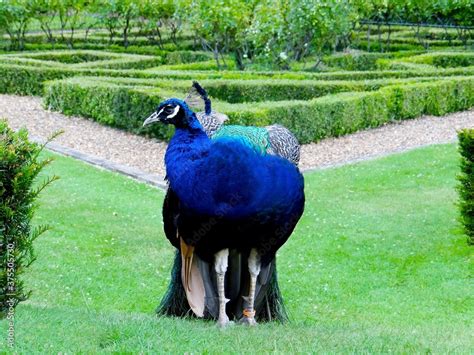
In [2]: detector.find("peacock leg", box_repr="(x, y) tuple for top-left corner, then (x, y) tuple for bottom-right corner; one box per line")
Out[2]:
(215, 248), (231, 327)
(241, 248), (261, 326)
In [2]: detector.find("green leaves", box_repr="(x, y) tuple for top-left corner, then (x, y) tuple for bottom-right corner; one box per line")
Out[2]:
(0, 120), (57, 318)
(457, 129), (474, 245)
(176, 0), (252, 69)
(0, 0), (33, 49)
(247, 0), (357, 69)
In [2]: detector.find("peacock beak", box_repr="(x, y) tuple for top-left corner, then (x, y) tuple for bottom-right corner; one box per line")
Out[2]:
(143, 111), (160, 127)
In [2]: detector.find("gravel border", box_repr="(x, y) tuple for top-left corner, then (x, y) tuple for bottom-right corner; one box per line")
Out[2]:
(299, 109), (474, 172)
(1, 94), (473, 186)
(1, 94), (168, 178)
(32, 136), (167, 189)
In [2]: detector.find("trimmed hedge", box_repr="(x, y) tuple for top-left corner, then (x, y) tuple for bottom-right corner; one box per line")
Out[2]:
(3, 61), (474, 97)
(2, 49), (474, 97)
(165, 51), (214, 65)
(0, 50), (163, 70)
(43, 76), (474, 143)
(43, 79), (175, 140)
(43, 75), (445, 104)
(386, 37), (467, 47)
(384, 79), (474, 119)
(0, 64), (74, 95)
(390, 28), (474, 41)
(322, 50), (425, 71)
(21, 52), (112, 64)
(2, 42), (205, 61)
(457, 129), (474, 245)
(352, 41), (425, 52)
(83, 36), (196, 51)
(222, 77), (474, 143)
(353, 38), (471, 52)
(405, 52), (474, 68)
(323, 52), (394, 71)
(376, 59), (436, 71)
(193, 77), (440, 103)
(376, 52), (474, 70)
(16, 42), (169, 57)
(158, 60), (237, 71)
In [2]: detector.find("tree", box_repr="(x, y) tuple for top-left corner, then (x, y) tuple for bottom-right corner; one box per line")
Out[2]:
(248, 0), (357, 69)
(434, 0), (474, 48)
(96, 0), (121, 44)
(115, 0), (139, 48)
(178, 0), (252, 69)
(293, 0), (355, 58)
(58, 0), (91, 47)
(96, 0), (139, 48)
(31, 0), (59, 43)
(402, 0), (435, 49)
(366, 0), (405, 51)
(81, 4), (99, 42)
(138, 0), (177, 48)
(246, 0), (288, 68)
(0, 0), (33, 50)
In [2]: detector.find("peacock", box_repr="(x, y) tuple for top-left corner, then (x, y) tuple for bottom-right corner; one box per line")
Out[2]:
(154, 82), (302, 323)
(144, 96), (305, 327)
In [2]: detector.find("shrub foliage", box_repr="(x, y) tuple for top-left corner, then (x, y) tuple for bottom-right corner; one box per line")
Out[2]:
(457, 129), (474, 245)
(0, 120), (58, 317)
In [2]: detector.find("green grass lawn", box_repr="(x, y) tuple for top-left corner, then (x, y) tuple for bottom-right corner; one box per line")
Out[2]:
(0, 144), (472, 353)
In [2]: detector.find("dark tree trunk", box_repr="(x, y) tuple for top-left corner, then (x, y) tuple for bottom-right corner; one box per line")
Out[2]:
(213, 43), (221, 70)
(386, 24), (391, 51)
(108, 25), (114, 44)
(234, 49), (244, 70)
(155, 25), (163, 49)
(377, 24), (383, 52)
(367, 24), (371, 51)
(123, 16), (130, 48)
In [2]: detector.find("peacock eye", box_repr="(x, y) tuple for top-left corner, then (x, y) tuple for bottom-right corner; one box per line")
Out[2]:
(164, 106), (174, 114)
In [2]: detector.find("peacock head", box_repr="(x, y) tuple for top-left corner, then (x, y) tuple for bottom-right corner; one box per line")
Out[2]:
(143, 98), (198, 129)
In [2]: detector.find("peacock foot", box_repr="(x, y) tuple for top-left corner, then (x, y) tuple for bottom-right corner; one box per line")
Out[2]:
(239, 316), (257, 326)
(239, 309), (257, 326)
(217, 315), (233, 328)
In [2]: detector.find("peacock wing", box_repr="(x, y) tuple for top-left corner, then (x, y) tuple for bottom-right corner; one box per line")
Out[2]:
(162, 187), (180, 249)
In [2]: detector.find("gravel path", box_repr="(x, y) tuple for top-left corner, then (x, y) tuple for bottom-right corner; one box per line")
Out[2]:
(1, 94), (473, 180)
(299, 109), (474, 171)
(1, 95), (168, 177)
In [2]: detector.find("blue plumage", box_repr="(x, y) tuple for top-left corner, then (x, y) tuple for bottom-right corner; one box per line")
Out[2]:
(166, 131), (303, 220)
(144, 97), (304, 325)
(146, 98), (304, 265)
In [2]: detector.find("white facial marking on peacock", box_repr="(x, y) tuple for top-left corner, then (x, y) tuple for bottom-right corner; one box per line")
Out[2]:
(167, 105), (180, 119)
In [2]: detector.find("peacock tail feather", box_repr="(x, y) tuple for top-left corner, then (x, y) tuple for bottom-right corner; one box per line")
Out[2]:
(156, 251), (191, 317)
(256, 263), (289, 323)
